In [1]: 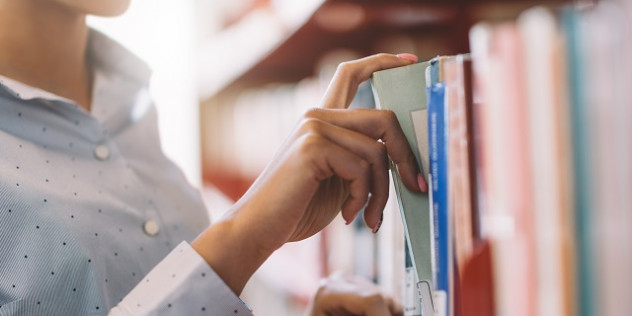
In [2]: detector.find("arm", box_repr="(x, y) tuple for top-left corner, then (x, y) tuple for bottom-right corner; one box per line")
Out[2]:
(193, 53), (426, 295)
(109, 53), (424, 316)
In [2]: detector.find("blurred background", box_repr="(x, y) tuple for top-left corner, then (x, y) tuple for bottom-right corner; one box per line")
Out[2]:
(87, 0), (576, 314)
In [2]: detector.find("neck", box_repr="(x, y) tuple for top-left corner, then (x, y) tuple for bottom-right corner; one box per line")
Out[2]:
(0, 1), (92, 110)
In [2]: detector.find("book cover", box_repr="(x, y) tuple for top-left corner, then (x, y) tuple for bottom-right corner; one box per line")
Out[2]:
(371, 62), (434, 314)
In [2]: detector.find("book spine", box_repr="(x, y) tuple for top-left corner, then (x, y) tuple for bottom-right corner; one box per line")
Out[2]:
(562, 8), (595, 316)
(427, 81), (449, 316)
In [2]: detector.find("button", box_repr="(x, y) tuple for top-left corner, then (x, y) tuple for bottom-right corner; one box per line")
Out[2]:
(94, 144), (110, 161)
(143, 220), (160, 236)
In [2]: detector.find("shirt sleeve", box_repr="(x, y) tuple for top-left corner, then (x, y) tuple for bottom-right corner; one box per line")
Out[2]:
(108, 241), (253, 316)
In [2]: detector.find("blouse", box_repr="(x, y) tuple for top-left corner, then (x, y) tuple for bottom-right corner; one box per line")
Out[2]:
(0, 29), (252, 316)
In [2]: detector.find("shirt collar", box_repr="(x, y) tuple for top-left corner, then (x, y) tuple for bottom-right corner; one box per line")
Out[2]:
(87, 29), (151, 86)
(0, 28), (151, 104)
(0, 75), (73, 103)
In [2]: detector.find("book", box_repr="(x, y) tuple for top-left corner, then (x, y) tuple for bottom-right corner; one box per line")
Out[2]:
(518, 7), (575, 316)
(561, 8), (595, 316)
(458, 240), (495, 316)
(470, 22), (536, 316)
(372, 4), (632, 316)
(371, 62), (434, 315)
(580, 4), (632, 316)
(426, 56), (452, 316)
(443, 55), (476, 276)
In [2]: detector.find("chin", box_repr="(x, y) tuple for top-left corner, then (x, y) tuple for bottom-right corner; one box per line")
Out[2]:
(58, 0), (132, 17)
(92, 1), (132, 17)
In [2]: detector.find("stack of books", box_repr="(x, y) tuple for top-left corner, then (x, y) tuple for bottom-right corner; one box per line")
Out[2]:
(371, 2), (632, 316)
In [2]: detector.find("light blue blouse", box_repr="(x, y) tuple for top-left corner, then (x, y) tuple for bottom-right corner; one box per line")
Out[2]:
(0, 30), (252, 315)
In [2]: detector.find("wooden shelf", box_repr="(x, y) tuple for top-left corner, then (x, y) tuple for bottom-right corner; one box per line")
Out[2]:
(215, 1), (461, 91)
(202, 0), (569, 96)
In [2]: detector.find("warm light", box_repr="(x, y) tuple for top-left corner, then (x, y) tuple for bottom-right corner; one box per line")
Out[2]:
(89, 0), (200, 186)
(314, 3), (365, 33)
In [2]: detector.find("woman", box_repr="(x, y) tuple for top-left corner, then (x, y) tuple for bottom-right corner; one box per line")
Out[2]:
(0, 0), (426, 315)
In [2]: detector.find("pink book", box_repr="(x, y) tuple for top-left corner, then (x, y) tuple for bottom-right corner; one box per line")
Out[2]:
(470, 22), (536, 316)
(444, 56), (475, 275)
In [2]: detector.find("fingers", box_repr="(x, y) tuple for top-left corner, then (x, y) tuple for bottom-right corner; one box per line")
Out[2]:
(298, 118), (389, 228)
(321, 53), (418, 109)
(364, 296), (393, 316)
(320, 292), (392, 316)
(299, 134), (371, 221)
(312, 273), (402, 316)
(305, 108), (422, 194)
(344, 275), (396, 316)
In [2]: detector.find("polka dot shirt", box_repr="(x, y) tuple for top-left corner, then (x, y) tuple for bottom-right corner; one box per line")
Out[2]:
(0, 30), (252, 316)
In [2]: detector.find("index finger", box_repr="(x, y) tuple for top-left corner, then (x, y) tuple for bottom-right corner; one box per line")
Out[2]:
(321, 53), (418, 109)
(304, 108), (421, 193)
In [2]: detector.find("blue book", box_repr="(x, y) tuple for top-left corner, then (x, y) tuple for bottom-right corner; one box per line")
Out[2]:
(426, 57), (451, 316)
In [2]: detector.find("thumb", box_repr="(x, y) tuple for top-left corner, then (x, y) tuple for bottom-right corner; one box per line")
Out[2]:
(321, 53), (418, 109)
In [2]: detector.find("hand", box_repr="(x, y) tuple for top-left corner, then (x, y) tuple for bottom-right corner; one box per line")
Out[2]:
(307, 272), (403, 316)
(193, 53), (427, 294)
(254, 53), (425, 243)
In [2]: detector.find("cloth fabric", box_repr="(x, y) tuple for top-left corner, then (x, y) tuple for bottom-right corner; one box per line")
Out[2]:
(0, 30), (252, 316)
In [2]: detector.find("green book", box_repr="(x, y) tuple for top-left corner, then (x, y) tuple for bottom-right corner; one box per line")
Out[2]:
(371, 62), (434, 316)
(562, 7), (594, 316)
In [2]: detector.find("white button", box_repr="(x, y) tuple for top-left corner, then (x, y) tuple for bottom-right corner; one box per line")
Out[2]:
(143, 220), (160, 236)
(94, 144), (110, 161)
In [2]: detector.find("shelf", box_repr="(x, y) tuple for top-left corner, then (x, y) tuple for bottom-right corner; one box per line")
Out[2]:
(198, 0), (570, 100)
(199, 1), (461, 98)
(198, 0), (570, 200)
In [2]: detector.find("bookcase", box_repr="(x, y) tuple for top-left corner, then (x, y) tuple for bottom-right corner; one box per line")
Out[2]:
(198, 4), (480, 308)
(199, 0), (570, 199)
(198, 0), (629, 315)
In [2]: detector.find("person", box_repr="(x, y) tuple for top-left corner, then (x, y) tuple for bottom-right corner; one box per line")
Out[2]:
(0, 0), (427, 315)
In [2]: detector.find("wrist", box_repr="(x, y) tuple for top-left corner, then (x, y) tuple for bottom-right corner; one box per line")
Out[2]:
(191, 211), (275, 295)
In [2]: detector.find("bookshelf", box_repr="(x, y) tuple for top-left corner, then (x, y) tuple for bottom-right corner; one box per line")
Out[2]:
(197, 1), (632, 315)
(200, 0), (568, 201)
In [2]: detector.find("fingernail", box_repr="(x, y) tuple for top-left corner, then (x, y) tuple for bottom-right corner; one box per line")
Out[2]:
(372, 213), (384, 234)
(345, 216), (354, 225)
(417, 173), (428, 192)
(397, 53), (418, 63)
